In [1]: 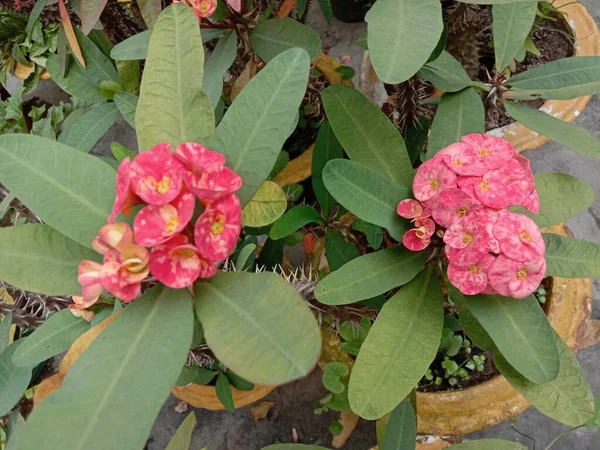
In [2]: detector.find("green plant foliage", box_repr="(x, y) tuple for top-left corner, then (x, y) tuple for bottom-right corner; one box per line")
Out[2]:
(0, 312), (12, 354)
(46, 55), (104, 101)
(352, 219), (384, 249)
(73, 28), (119, 85)
(446, 285), (494, 351)
(503, 102), (600, 159)
(449, 440), (526, 449)
(365, 0), (443, 84)
(12, 309), (90, 367)
(492, 1), (537, 71)
(322, 362), (349, 394)
(0, 343), (32, 417)
(137, 0), (161, 28)
(495, 332), (594, 426)
(5, 408), (25, 450)
(203, 31), (238, 109)
(507, 56), (600, 99)
(210, 48), (309, 205)
(18, 286), (194, 450)
(195, 272), (321, 385)
(348, 266), (443, 419)
(113, 91), (138, 129)
(381, 401), (417, 450)
(226, 372), (254, 391)
(466, 294), (559, 384)
(427, 88), (485, 158)
(325, 229), (359, 272)
(64, 102), (119, 153)
(322, 159), (409, 241)
(419, 51), (486, 92)
(79, 0), (109, 34)
(0, 135), (116, 247)
(312, 121), (343, 216)
(249, 18), (321, 63)
(215, 372), (235, 412)
(543, 233), (600, 278)
(111, 141), (136, 162)
(339, 318), (371, 356)
(165, 412), (196, 450)
(321, 85), (413, 187)
(241, 181), (288, 227)
(110, 30), (151, 60)
(315, 247), (427, 305)
(116, 60), (140, 95)
(269, 206), (323, 240)
(136, 3), (214, 151)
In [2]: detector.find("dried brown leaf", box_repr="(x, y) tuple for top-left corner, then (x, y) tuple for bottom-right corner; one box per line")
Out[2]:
(277, 0), (297, 18)
(581, 319), (600, 349)
(331, 410), (359, 448)
(231, 59), (257, 101)
(58, 0), (86, 68)
(249, 401), (276, 420)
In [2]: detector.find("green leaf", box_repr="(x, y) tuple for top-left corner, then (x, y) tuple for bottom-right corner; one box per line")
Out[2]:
(321, 85), (413, 187)
(216, 372), (235, 412)
(250, 18), (321, 63)
(466, 294), (559, 384)
(0, 343), (32, 417)
(114, 91), (138, 129)
(427, 88), (485, 158)
(325, 229), (359, 272)
(543, 233), (600, 278)
(210, 48), (309, 205)
(26, 0), (48, 39)
(226, 371), (254, 391)
(194, 271), (321, 385)
(111, 141), (137, 162)
(46, 54), (104, 101)
(63, 102), (119, 153)
(507, 56), (600, 99)
(427, 23), (448, 64)
(116, 60), (140, 95)
(236, 242), (257, 271)
(382, 401), (417, 450)
(269, 206), (323, 240)
(322, 362), (349, 394)
(495, 332), (594, 426)
(5, 408), (25, 450)
(0, 135), (116, 247)
(136, 3), (214, 151)
(315, 247), (427, 305)
(0, 312), (12, 354)
(18, 285), (194, 450)
(74, 28), (120, 85)
(348, 265), (443, 419)
(419, 51), (485, 93)
(317, 0), (333, 23)
(365, 0), (443, 84)
(12, 309), (90, 367)
(166, 412), (196, 450)
(137, 0), (162, 28)
(503, 101), (600, 159)
(194, 368), (218, 385)
(357, 31), (368, 51)
(203, 31), (238, 109)
(101, 81), (124, 100)
(492, 1), (537, 70)
(312, 121), (343, 216)
(110, 30), (151, 60)
(79, 0), (109, 34)
(322, 159), (409, 241)
(509, 172), (595, 227)
(352, 219), (383, 249)
(449, 440), (526, 450)
(242, 181), (287, 228)
(446, 284), (494, 351)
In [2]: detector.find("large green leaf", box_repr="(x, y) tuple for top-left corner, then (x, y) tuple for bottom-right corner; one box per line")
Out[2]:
(0, 312), (12, 354)
(137, 0), (162, 28)
(269, 205), (323, 240)
(365, 0), (443, 84)
(315, 247), (428, 305)
(203, 31), (238, 109)
(166, 412), (196, 450)
(241, 181), (287, 227)
(46, 55), (104, 101)
(195, 272), (321, 385)
(136, 3), (214, 151)
(0, 343), (32, 417)
(79, 0), (109, 35)
(427, 88), (485, 158)
(249, 18), (321, 63)
(325, 229), (359, 272)
(543, 233), (600, 278)
(447, 284), (494, 351)
(63, 102), (119, 153)
(0, 135), (116, 247)
(510, 172), (595, 228)
(348, 266), (443, 419)
(507, 57), (600, 99)
(312, 121), (343, 216)
(210, 48), (309, 206)
(322, 159), (409, 241)
(215, 372), (235, 411)
(74, 28), (120, 85)
(110, 30), (151, 60)
(18, 286), (193, 450)
(495, 332), (594, 426)
(449, 440), (526, 450)
(113, 92), (138, 129)
(382, 401), (417, 450)
(12, 309), (90, 367)
(492, 1), (537, 70)
(0, 225), (99, 296)
(419, 51), (486, 93)
(466, 294), (559, 384)
(321, 85), (413, 187)
(503, 102), (600, 159)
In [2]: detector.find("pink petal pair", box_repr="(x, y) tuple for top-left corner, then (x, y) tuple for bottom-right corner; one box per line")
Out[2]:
(487, 255), (546, 299)
(492, 211), (545, 261)
(461, 134), (515, 171)
(108, 158), (142, 224)
(403, 217), (436, 251)
(444, 212), (492, 266)
(431, 187), (482, 228)
(194, 193), (242, 261)
(448, 254), (495, 296)
(413, 158), (457, 203)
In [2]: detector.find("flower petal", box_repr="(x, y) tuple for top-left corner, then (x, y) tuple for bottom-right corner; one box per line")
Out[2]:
(194, 193), (242, 261)
(493, 211), (545, 261)
(150, 240), (216, 288)
(403, 229), (431, 251)
(413, 158), (457, 202)
(109, 158), (141, 223)
(397, 199), (424, 219)
(488, 255), (546, 299)
(176, 142), (225, 170)
(183, 165), (242, 201)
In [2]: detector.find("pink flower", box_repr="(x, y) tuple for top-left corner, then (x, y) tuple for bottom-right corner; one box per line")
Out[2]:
(99, 244), (149, 302)
(175, 0), (217, 18)
(483, 208), (501, 254)
(448, 254), (495, 295)
(461, 134), (515, 171)
(444, 212), (492, 266)
(130, 143), (186, 206)
(108, 158), (141, 223)
(397, 199), (431, 219)
(457, 176), (479, 199)
(403, 229), (431, 251)
(522, 191), (540, 214)
(431, 187), (482, 228)
(91, 222), (134, 255)
(441, 142), (485, 176)
(493, 211), (545, 261)
(487, 255), (546, 299)
(194, 193), (242, 261)
(413, 158), (457, 203)
(76, 260), (105, 307)
(473, 170), (516, 209)
(149, 234), (216, 289)
(134, 190), (196, 247)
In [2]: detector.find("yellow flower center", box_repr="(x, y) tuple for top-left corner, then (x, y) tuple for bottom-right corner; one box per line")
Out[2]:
(478, 148), (491, 156)
(429, 179), (440, 190)
(174, 248), (196, 259)
(156, 178), (171, 195)
(462, 232), (474, 245)
(166, 217), (179, 233)
(436, 229), (445, 238)
(456, 207), (468, 217)
(452, 159), (464, 167)
(210, 213), (226, 235)
(479, 180), (490, 192)
(516, 268), (528, 280)
(519, 231), (532, 242)
(468, 265), (479, 274)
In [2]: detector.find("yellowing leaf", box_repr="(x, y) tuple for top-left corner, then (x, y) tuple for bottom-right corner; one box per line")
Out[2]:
(242, 181), (287, 227)
(59, 0), (86, 68)
(274, 145), (313, 186)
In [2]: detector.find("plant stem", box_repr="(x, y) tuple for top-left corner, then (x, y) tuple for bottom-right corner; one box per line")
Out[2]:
(545, 425), (585, 450)
(200, 23), (236, 29)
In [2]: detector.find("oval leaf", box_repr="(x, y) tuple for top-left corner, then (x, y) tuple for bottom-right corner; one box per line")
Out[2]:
(365, 0), (443, 84)
(419, 51), (486, 93)
(194, 271), (321, 385)
(242, 181), (287, 227)
(250, 18), (321, 63)
(349, 266), (443, 419)
(46, 54), (104, 101)
(543, 233), (600, 278)
(466, 294), (559, 384)
(74, 27), (120, 85)
(382, 401), (417, 450)
(79, 0), (109, 35)
(322, 159), (409, 241)
(312, 121), (343, 216)
(203, 31), (238, 109)
(321, 85), (413, 188)
(113, 92), (138, 129)
(315, 247), (428, 306)
(110, 30), (151, 60)
(0, 343), (32, 417)
(269, 205), (323, 240)
(64, 102), (119, 153)
(325, 229), (359, 272)
(215, 372), (235, 411)
(166, 412), (196, 450)
(493, 1), (537, 71)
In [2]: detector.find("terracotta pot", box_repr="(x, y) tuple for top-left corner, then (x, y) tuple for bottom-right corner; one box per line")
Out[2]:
(358, 0), (600, 152)
(13, 61), (51, 81)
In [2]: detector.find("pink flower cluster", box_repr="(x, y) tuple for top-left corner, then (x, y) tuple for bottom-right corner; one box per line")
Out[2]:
(174, 0), (217, 19)
(397, 134), (546, 299)
(73, 143), (242, 310)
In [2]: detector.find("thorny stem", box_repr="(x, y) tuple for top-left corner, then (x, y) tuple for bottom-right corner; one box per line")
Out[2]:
(545, 425), (585, 450)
